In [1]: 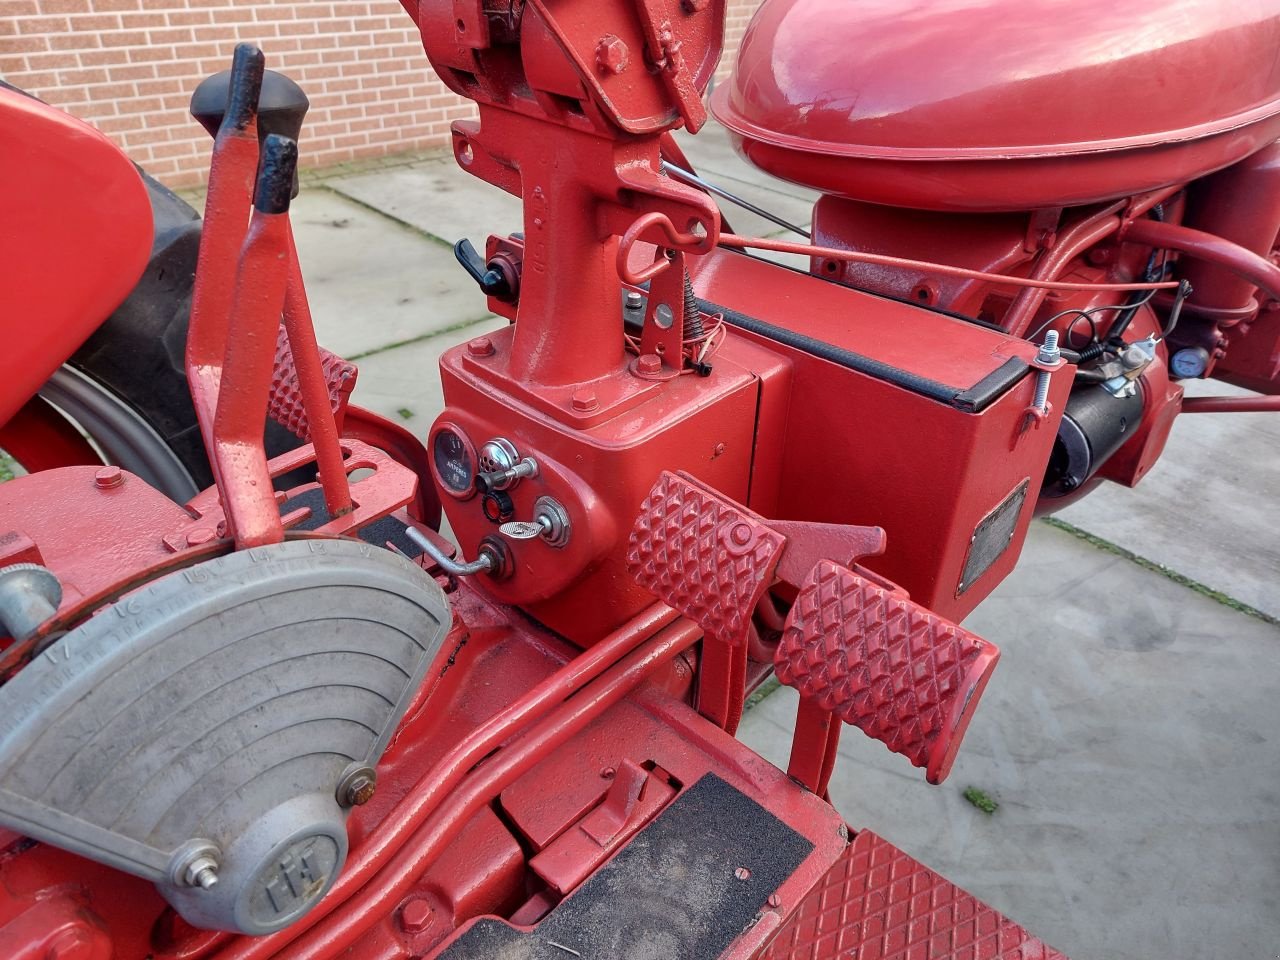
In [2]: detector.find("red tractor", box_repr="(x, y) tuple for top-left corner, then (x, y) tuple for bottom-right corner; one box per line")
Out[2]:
(0, 0), (1276, 957)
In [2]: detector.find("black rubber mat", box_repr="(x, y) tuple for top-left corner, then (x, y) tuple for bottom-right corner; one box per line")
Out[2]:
(437, 772), (814, 959)
(279, 486), (420, 556)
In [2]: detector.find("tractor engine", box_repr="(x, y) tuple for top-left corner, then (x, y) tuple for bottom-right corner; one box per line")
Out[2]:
(709, 0), (1280, 512)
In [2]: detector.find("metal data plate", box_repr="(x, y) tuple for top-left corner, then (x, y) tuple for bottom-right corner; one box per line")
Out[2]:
(958, 478), (1029, 595)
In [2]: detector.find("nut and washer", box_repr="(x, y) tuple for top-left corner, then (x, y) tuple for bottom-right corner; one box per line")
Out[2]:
(169, 839), (222, 891)
(336, 763), (378, 807)
(1032, 330), (1062, 413)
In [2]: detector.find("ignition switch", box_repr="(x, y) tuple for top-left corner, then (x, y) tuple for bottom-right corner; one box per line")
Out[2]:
(498, 496), (572, 548)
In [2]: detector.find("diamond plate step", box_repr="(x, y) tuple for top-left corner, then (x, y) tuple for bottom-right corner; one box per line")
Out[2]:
(759, 830), (1066, 959)
(775, 560), (999, 783)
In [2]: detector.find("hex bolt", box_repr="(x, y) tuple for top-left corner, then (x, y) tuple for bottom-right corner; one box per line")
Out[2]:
(571, 389), (599, 413)
(466, 336), (495, 358)
(625, 290), (644, 310)
(595, 35), (630, 75)
(636, 353), (662, 376)
(192, 861), (219, 890)
(1033, 330), (1060, 413)
(337, 763), (378, 807)
(170, 840), (222, 892)
(400, 896), (434, 934)
(182, 853), (220, 890)
(94, 465), (124, 489)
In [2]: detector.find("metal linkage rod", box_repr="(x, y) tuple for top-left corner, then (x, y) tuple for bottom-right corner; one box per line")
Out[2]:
(661, 159), (811, 238)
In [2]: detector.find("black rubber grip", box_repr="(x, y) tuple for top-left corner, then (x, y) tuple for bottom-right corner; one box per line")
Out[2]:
(222, 43), (264, 134)
(254, 134), (298, 214)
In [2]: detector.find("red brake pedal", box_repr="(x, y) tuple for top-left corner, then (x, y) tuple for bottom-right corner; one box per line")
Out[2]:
(627, 471), (784, 646)
(268, 325), (358, 439)
(775, 560), (999, 784)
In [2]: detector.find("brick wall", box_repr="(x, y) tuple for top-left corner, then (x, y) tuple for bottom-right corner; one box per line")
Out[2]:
(1, 1), (764, 188)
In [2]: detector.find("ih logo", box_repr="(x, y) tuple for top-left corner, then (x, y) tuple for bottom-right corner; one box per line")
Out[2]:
(264, 840), (327, 914)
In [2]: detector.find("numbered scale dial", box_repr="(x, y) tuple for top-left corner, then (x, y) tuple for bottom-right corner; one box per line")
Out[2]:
(430, 423), (478, 499)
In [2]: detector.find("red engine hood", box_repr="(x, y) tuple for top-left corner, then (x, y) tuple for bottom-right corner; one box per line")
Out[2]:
(712, 0), (1280, 210)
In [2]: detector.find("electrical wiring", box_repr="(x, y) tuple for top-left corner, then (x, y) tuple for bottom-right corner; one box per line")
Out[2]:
(1024, 288), (1161, 344)
(623, 310), (729, 375)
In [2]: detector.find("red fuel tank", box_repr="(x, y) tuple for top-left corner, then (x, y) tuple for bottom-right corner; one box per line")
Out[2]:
(711, 0), (1280, 211)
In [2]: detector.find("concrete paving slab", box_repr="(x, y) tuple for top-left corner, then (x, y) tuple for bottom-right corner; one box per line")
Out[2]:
(327, 156), (524, 250)
(290, 189), (495, 359)
(739, 520), (1280, 960)
(1057, 378), (1280, 619)
(348, 315), (506, 427)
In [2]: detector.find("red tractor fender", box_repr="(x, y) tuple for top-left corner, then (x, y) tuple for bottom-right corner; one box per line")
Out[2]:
(0, 87), (153, 427)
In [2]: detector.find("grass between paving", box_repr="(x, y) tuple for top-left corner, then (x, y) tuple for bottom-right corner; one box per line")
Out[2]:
(1041, 516), (1277, 626)
(345, 315), (497, 361)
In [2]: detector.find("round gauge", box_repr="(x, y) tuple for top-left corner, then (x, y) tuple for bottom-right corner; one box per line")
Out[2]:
(1170, 347), (1209, 380)
(430, 422), (478, 499)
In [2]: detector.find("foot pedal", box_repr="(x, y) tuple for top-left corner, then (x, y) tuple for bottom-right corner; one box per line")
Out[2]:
(775, 560), (998, 784)
(761, 830), (1066, 959)
(627, 471), (785, 646)
(268, 324), (357, 439)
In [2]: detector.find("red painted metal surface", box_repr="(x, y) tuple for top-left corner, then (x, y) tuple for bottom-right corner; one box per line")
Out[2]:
(0, 466), (225, 676)
(343, 404), (441, 526)
(688, 249), (1070, 623)
(435, 332), (759, 643)
(714, 0), (1280, 211)
(211, 204), (295, 547)
(186, 47), (261, 480)
(628, 471), (785, 648)
(168, 439), (417, 550)
(0, 398), (101, 474)
(0, 88), (153, 427)
(758, 831), (1067, 960)
(1123, 218), (1280, 306)
(775, 560), (1000, 785)
(1182, 394), (1280, 413)
(279, 227), (355, 518)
